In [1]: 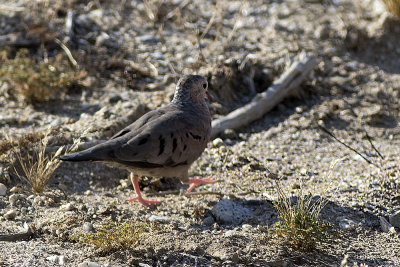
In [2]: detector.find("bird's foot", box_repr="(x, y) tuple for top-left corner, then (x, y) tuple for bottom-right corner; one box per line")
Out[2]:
(127, 196), (161, 207)
(184, 176), (217, 193)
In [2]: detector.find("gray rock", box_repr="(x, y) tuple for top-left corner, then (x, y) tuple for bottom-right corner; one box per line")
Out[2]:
(78, 262), (100, 267)
(59, 203), (75, 211)
(212, 200), (253, 225)
(4, 209), (16, 220)
(380, 216), (396, 233)
(0, 183), (6, 196)
(82, 222), (95, 233)
(9, 186), (21, 193)
(212, 138), (224, 148)
(148, 215), (170, 223)
(338, 218), (357, 230)
(203, 216), (215, 226)
(9, 194), (19, 206)
(389, 210), (400, 228)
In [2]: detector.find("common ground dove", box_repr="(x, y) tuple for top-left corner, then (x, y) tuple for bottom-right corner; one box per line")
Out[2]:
(60, 75), (216, 207)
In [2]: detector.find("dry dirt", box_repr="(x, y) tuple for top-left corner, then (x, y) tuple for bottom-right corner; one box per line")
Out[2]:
(1, 0), (400, 266)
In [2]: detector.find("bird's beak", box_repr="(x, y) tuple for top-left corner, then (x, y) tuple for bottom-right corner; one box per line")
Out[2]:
(205, 90), (211, 100)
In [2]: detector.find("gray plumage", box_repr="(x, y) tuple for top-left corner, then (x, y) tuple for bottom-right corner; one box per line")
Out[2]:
(60, 75), (211, 183)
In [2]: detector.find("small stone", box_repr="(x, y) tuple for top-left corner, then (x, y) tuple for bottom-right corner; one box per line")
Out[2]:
(46, 255), (59, 263)
(203, 216), (215, 226)
(82, 222), (95, 233)
(380, 216), (396, 233)
(59, 203), (75, 211)
(148, 215), (170, 223)
(389, 210), (400, 228)
(9, 186), (21, 194)
(212, 200), (253, 225)
(291, 183), (301, 189)
(58, 255), (66, 265)
(0, 183), (7, 196)
(212, 138), (224, 148)
(241, 224), (252, 231)
(222, 129), (238, 139)
(223, 229), (236, 237)
(4, 209), (17, 220)
(78, 262), (100, 267)
(33, 196), (45, 206)
(9, 194), (19, 206)
(338, 218), (357, 230)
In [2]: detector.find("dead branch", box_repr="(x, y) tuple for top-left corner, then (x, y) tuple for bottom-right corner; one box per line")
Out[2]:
(211, 52), (318, 139)
(0, 224), (34, 242)
(318, 124), (378, 167)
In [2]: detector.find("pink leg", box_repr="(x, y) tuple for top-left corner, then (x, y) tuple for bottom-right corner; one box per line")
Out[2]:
(183, 176), (217, 193)
(127, 173), (161, 207)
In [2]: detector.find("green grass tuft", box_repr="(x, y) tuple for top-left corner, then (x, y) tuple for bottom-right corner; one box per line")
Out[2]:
(270, 184), (335, 251)
(70, 221), (150, 252)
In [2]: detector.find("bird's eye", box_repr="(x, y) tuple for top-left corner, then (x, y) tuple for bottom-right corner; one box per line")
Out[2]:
(202, 83), (207, 89)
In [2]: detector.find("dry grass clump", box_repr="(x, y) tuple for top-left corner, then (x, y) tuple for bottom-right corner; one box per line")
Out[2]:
(269, 184), (334, 251)
(0, 49), (85, 103)
(70, 221), (150, 252)
(13, 129), (86, 194)
(382, 0), (400, 19)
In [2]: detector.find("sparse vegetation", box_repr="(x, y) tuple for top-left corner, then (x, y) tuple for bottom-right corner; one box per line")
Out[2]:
(70, 221), (150, 252)
(0, 49), (85, 103)
(13, 129), (86, 194)
(270, 184), (334, 251)
(382, 0), (400, 19)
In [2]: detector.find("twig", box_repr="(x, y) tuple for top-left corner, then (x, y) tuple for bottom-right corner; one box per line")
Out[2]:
(318, 124), (378, 167)
(343, 99), (384, 160)
(55, 38), (78, 67)
(211, 52), (318, 138)
(0, 224), (34, 242)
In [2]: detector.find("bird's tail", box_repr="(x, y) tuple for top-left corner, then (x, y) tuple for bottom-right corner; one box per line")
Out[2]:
(59, 150), (99, 162)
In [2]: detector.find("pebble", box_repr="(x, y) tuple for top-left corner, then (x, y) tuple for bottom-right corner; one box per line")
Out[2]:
(203, 216), (215, 226)
(9, 194), (19, 206)
(9, 186), (21, 194)
(212, 200), (253, 225)
(78, 262), (100, 267)
(82, 222), (95, 233)
(33, 196), (46, 206)
(47, 255), (66, 265)
(338, 218), (357, 231)
(222, 129), (238, 139)
(212, 138), (224, 148)
(380, 216), (396, 233)
(59, 203), (75, 211)
(148, 215), (170, 223)
(223, 229), (237, 237)
(241, 224), (252, 231)
(0, 183), (6, 196)
(389, 210), (400, 228)
(4, 209), (17, 220)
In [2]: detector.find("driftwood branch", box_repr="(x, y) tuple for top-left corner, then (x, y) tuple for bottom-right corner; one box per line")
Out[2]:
(211, 53), (318, 139)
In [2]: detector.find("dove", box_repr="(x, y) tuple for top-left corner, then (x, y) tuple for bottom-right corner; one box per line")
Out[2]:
(60, 75), (217, 207)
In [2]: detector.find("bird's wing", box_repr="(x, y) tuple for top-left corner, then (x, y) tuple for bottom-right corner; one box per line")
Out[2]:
(108, 108), (210, 168)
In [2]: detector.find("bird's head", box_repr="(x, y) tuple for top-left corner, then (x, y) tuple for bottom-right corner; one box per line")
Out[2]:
(172, 75), (210, 105)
